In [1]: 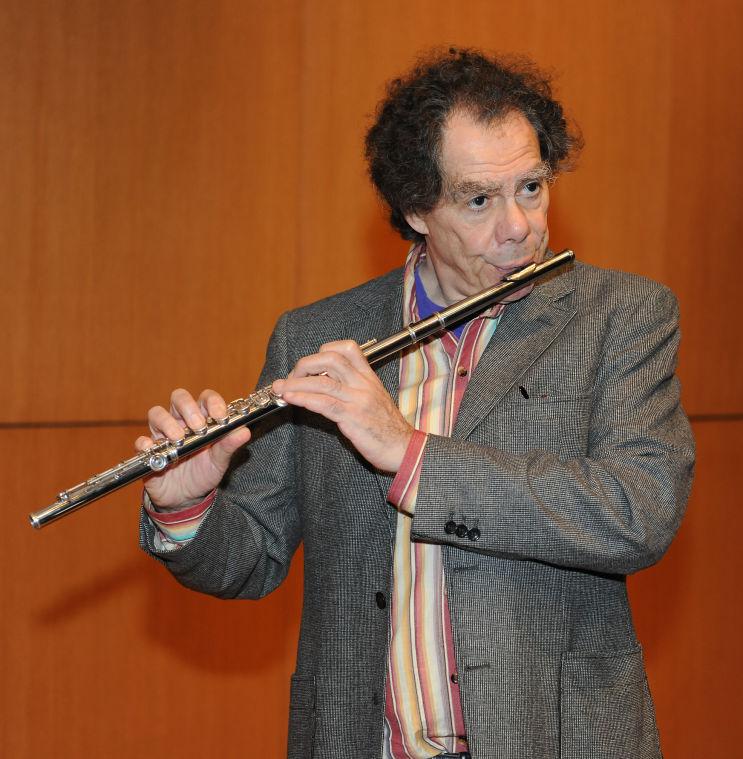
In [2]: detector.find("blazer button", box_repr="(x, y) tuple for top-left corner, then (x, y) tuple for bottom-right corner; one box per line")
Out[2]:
(444, 520), (457, 534)
(375, 591), (387, 609)
(468, 527), (481, 542)
(455, 524), (468, 538)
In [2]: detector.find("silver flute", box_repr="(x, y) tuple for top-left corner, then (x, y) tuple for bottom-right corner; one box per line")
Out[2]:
(29, 249), (574, 529)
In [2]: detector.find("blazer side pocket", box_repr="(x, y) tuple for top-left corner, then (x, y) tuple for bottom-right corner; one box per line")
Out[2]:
(560, 647), (661, 759)
(287, 674), (316, 759)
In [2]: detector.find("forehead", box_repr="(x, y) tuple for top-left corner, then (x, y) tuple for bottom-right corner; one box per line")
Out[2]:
(439, 109), (542, 183)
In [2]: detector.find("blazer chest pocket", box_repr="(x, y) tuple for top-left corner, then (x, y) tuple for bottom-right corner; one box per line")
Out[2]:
(287, 674), (316, 759)
(560, 647), (661, 759)
(490, 394), (592, 457)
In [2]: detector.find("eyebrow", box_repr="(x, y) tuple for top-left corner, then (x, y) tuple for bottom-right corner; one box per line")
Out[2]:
(446, 161), (553, 201)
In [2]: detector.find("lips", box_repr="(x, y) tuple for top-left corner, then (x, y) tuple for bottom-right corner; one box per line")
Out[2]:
(496, 260), (534, 276)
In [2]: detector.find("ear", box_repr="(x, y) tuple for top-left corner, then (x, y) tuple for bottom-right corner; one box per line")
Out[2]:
(405, 211), (429, 237)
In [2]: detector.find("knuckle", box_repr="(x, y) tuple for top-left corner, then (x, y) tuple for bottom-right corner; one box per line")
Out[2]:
(293, 356), (311, 374)
(320, 375), (341, 393)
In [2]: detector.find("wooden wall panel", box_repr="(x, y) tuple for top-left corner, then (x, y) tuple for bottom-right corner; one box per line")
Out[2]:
(0, 427), (302, 757)
(3, 0), (741, 422)
(664, 1), (743, 415)
(2, 1), (741, 757)
(1, 0), (303, 423)
(629, 420), (742, 756)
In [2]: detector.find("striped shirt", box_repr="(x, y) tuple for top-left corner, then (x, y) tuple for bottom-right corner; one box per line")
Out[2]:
(383, 244), (502, 757)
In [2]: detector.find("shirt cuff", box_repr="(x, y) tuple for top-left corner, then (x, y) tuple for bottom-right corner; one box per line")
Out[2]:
(144, 490), (216, 550)
(387, 430), (427, 517)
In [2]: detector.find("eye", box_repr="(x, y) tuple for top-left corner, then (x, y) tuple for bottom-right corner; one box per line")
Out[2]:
(467, 195), (489, 210)
(522, 180), (542, 196)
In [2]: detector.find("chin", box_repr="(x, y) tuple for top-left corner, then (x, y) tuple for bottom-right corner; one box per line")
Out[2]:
(500, 283), (535, 303)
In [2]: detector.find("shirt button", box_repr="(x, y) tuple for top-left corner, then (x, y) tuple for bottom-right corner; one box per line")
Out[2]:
(455, 523), (468, 538)
(451, 672), (459, 684)
(457, 366), (468, 377)
(375, 591), (387, 609)
(444, 520), (457, 534)
(468, 527), (481, 542)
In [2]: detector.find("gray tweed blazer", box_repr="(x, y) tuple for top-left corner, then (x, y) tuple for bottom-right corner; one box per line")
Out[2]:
(141, 260), (695, 759)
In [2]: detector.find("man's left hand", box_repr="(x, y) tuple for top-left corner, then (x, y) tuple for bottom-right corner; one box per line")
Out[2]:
(272, 340), (413, 473)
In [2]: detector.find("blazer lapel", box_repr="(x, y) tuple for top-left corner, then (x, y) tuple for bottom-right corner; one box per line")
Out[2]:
(453, 264), (577, 440)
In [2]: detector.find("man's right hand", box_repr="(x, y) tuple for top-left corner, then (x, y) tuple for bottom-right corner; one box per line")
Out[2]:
(135, 388), (252, 510)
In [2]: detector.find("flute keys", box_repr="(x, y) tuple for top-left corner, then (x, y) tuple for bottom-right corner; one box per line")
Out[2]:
(148, 453), (168, 471)
(252, 390), (271, 408)
(228, 399), (251, 416)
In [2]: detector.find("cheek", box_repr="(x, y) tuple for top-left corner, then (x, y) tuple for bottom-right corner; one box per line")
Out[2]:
(527, 204), (549, 239)
(434, 222), (478, 259)
(536, 190), (550, 229)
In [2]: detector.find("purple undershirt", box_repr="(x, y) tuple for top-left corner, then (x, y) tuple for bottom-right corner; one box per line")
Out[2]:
(414, 266), (466, 339)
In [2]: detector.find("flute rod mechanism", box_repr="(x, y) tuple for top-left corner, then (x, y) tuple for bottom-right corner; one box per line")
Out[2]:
(29, 249), (574, 529)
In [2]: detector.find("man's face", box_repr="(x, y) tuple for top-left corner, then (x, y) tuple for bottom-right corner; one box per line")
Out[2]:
(407, 109), (551, 305)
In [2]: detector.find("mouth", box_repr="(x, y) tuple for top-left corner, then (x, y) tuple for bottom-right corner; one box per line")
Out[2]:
(495, 260), (535, 277)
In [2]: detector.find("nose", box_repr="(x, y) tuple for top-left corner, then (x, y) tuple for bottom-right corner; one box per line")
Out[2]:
(495, 198), (529, 245)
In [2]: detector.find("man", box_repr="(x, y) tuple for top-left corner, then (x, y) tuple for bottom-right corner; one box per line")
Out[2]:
(138, 49), (694, 759)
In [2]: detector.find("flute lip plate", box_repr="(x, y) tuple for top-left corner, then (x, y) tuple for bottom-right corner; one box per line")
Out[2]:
(504, 262), (538, 282)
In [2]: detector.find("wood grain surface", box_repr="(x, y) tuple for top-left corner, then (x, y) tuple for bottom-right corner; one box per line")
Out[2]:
(2, 1), (740, 756)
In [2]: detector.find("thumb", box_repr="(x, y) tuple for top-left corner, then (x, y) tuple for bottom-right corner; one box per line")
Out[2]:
(209, 427), (252, 470)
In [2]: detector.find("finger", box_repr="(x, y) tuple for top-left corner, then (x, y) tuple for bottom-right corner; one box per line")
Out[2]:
(278, 388), (348, 423)
(319, 340), (373, 373)
(170, 388), (207, 432)
(198, 388), (229, 422)
(279, 373), (346, 399)
(291, 350), (357, 383)
(210, 426), (252, 468)
(148, 405), (188, 441)
(135, 435), (154, 452)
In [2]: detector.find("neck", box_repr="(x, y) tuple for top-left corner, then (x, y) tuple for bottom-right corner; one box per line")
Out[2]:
(418, 256), (457, 306)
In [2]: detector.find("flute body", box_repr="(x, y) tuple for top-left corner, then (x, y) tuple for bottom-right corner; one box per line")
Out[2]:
(29, 249), (574, 529)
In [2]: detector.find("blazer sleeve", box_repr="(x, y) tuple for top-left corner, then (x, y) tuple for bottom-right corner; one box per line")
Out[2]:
(139, 311), (304, 600)
(410, 282), (696, 575)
